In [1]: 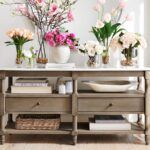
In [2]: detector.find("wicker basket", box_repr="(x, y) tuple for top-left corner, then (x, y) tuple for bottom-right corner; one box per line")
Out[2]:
(16, 114), (60, 130)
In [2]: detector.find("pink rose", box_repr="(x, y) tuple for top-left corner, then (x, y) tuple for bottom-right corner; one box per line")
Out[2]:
(56, 34), (66, 45)
(66, 39), (73, 46)
(49, 39), (56, 47)
(45, 32), (54, 41)
(67, 10), (74, 22)
(69, 33), (76, 38)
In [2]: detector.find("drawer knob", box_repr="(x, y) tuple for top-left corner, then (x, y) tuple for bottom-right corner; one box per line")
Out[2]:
(108, 103), (113, 107)
(36, 102), (40, 106)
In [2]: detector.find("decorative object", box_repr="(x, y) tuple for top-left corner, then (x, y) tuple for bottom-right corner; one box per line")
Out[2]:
(45, 28), (78, 63)
(51, 46), (70, 64)
(82, 81), (132, 92)
(1, 0), (77, 66)
(58, 82), (66, 94)
(65, 80), (73, 94)
(22, 47), (38, 68)
(5, 28), (33, 67)
(110, 32), (147, 66)
(79, 41), (103, 67)
(16, 114), (60, 130)
(92, 0), (130, 65)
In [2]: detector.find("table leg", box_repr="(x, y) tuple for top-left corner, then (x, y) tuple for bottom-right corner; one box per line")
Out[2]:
(73, 115), (78, 145)
(0, 116), (5, 145)
(145, 72), (150, 145)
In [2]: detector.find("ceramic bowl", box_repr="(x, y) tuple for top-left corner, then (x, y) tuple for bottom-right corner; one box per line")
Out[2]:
(82, 81), (132, 93)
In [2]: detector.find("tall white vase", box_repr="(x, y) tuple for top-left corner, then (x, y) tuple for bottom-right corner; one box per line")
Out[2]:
(51, 46), (71, 63)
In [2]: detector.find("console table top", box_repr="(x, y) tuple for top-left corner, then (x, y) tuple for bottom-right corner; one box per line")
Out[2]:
(0, 66), (150, 72)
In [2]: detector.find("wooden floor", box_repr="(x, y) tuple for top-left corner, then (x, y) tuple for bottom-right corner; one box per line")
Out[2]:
(0, 134), (150, 150)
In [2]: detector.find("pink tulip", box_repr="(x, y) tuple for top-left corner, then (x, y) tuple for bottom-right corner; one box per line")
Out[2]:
(124, 14), (133, 21)
(118, 0), (127, 9)
(98, 0), (106, 5)
(93, 3), (101, 12)
(67, 10), (74, 22)
(104, 13), (111, 23)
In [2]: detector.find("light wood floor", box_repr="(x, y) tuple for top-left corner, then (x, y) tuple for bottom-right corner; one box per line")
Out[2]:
(0, 134), (150, 150)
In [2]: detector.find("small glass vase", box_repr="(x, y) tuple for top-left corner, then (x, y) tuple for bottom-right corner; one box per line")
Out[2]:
(23, 58), (36, 68)
(86, 55), (100, 68)
(15, 44), (23, 67)
(102, 50), (109, 65)
(121, 48), (138, 67)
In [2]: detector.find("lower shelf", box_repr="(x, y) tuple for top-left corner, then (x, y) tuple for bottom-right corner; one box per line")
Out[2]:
(78, 123), (145, 135)
(4, 122), (144, 135)
(5, 122), (72, 135)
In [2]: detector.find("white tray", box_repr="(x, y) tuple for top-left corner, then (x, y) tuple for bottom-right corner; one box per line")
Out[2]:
(82, 81), (132, 93)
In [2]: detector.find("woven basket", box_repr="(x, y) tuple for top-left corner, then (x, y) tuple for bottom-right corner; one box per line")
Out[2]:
(16, 114), (60, 130)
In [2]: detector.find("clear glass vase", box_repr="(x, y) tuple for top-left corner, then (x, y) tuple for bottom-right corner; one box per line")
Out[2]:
(86, 55), (100, 68)
(121, 48), (138, 67)
(23, 58), (36, 68)
(15, 44), (23, 68)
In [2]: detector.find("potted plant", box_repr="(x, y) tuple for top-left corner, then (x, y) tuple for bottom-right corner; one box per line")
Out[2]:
(92, 0), (130, 65)
(1, 0), (77, 67)
(45, 28), (78, 63)
(110, 32), (147, 66)
(79, 41), (103, 67)
(5, 28), (33, 67)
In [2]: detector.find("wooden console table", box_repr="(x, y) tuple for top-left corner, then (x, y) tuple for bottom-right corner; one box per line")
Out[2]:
(0, 67), (150, 145)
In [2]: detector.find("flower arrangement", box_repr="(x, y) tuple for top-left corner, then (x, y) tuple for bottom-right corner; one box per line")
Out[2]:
(1, 0), (77, 64)
(45, 28), (78, 50)
(110, 32), (147, 66)
(92, 0), (131, 64)
(79, 41), (104, 67)
(6, 28), (34, 65)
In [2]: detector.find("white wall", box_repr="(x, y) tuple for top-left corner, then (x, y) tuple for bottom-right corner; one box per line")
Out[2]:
(0, 0), (149, 67)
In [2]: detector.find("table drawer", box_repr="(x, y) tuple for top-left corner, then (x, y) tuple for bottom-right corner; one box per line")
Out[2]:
(6, 97), (71, 113)
(78, 98), (144, 112)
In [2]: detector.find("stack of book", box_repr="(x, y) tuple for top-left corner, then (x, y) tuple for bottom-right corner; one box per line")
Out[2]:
(11, 78), (52, 94)
(89, 115), (131, 131)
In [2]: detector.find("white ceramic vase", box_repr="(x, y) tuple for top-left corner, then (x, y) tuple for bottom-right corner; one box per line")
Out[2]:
(51, 46), (71, 63)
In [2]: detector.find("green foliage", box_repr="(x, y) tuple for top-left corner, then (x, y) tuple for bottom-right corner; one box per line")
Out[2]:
(92, 21), (124, 46)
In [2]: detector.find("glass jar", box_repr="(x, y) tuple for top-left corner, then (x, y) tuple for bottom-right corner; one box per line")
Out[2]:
(23, 58), (36, 68)
(86, 55), (100, 68)
(121, 48), (138, 67)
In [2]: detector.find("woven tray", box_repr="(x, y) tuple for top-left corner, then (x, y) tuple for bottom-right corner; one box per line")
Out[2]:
(16, 114), (60, 130)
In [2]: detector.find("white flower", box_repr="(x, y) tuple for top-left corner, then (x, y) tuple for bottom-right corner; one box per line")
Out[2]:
(136, 35), (147, 49)
(80, 41), (104, 56)
(23, 50), (32, 58)
(110, 37), (123, 50)
(95, 20), (104, 28)
(104, 13), (111, 23)
(120, 32), (137, 49)
(94, 44), (104, 54)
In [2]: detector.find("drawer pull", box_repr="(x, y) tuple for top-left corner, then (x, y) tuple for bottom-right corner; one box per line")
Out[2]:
(108, 103), (113, 107)
(105, 103), (113, 109)
(36, 102), (40, 106)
